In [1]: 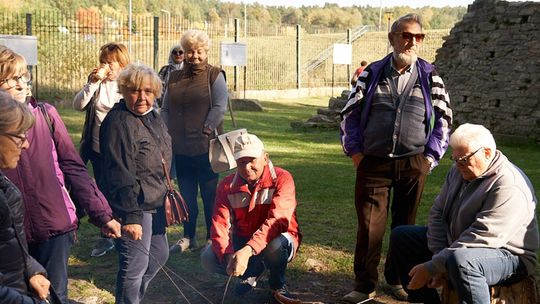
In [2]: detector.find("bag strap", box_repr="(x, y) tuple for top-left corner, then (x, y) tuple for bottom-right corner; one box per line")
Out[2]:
(161, 155), (175, 192)
(37, 102), (54, 135)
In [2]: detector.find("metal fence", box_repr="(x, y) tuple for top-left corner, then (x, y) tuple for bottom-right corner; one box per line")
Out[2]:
(0, 10), (450, 101)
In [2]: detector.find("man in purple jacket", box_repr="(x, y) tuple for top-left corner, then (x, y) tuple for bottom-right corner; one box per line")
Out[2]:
(0, 45), (121, 304)
(340, 13), (452, 303)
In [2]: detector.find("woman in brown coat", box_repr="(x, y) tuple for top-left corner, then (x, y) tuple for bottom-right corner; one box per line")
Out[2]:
(161, 30), (227, 252)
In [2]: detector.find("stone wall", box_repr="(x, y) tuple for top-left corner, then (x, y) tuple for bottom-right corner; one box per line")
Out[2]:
(435, 0), (540, 142)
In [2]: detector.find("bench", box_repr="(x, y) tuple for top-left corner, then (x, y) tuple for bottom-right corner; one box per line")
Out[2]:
(441, 276), (538, 304)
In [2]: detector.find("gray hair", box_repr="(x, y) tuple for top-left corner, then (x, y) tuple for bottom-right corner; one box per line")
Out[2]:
(390, 13), (423, 33)
(117, 64), (163, 99)
(450, 123), (497, 152)
(0, 90), (35, 134)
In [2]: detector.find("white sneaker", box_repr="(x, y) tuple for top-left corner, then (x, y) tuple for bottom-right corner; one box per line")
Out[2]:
(169, 237), (198, 253)
(90, 238), (115, 257)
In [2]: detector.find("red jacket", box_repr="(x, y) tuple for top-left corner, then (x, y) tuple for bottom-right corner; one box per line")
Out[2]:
(210, 162), (301, 262)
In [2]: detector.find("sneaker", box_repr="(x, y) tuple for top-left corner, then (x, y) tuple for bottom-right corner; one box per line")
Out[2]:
(169, 237), (198, 253)
(342, 290), (376, 303)
(388, 284), (408, 301)
(90, 238), (115, 257)
(234, 277), (257, 296)
(272, 285), (300, 304)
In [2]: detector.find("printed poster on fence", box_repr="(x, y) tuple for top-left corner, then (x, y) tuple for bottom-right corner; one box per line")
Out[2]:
(220, 42), (247, 67)
(333, 43), (352, 65)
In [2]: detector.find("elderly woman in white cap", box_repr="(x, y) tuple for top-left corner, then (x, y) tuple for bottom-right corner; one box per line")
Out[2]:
(200, 133), (302, 303)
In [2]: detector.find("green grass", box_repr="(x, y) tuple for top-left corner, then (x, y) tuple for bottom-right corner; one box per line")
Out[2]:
(58, 97), (540, 303)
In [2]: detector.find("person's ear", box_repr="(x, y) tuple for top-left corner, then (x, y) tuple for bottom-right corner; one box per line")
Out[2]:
(388, 32), (394, 47)
(483, 147), (492, 160)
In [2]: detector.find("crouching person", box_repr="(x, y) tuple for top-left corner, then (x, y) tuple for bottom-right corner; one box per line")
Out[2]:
(389, 123), (539, 303)
(201, 133), (302, 303)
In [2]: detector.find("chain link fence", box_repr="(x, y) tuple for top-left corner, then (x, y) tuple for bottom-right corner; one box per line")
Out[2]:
(0, 11), (449, 102)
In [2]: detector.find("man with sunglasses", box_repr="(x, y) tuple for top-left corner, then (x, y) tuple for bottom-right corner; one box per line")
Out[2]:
(340, 13), (453, 302)
(389, 123), (538, 303)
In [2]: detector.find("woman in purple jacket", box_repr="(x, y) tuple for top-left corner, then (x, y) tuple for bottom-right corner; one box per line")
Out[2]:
(0, 46), (121, 304)
(0, 91), (52, 303)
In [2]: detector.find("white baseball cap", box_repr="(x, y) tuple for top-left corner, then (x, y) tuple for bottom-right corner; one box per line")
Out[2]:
(233, 133), (265, 160)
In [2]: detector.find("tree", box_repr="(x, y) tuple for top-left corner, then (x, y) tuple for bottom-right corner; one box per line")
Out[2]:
(282, 8), (302, 25)
(76, 6), (103, 34)
(207, 8), (220, 24)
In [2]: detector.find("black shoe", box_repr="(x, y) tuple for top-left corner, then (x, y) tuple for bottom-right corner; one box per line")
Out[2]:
(234, 277), (257, 296)
(272, 285), (299, 304)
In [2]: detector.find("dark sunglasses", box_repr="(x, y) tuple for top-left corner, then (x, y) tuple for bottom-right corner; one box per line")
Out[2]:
(395, 31), (425, 43)
(172, 50), (184, 55)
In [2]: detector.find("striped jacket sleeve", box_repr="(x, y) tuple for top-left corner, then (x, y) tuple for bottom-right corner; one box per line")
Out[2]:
(425, 69), (452, 165)
(340, 69), (369, 156)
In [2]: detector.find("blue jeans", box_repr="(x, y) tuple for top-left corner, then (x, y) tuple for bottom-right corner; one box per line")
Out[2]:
(115, 212), (169, 304)
(29, 231), (75, 304)
(447, 247), (525, 303)
(201, 234), (294, 290)
(390, 225), (526, 304)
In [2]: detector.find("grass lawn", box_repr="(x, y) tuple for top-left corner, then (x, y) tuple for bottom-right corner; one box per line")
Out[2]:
(58, 96), (540, 303)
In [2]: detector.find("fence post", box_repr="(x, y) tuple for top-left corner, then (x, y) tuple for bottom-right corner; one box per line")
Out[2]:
(153, 16), (159, 71)
(296, 24), (301, 89)
(234, 18), (239, 92)
(347, 28), (351, 84)
(25, 13), (37, 98)
(25, 13), (32, 35)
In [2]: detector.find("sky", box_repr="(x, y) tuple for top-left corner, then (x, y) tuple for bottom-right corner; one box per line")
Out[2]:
(223, 0), (534, 8)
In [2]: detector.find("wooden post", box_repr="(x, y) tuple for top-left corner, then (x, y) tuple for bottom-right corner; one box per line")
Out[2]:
(442, 276), (538, 304)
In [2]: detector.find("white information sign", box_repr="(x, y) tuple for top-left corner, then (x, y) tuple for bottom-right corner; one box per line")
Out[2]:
(0, 35), (38, 65)
(333, 43), (352, 65)
(220, 42), (247, 67)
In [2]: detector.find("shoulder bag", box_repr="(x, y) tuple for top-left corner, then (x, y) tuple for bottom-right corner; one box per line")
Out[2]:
(208, 128), (247, 173)
(161, 156), (189, 226)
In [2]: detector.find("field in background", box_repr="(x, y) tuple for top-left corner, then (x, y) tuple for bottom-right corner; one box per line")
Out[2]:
(58, 96), (540, 303)
(1, 11), (449, 102)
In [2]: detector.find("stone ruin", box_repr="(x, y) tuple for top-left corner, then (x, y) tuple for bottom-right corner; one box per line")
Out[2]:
(292, 0), (540, 143)
(435, 0), (540, 142)
(290, 90), (350, 129)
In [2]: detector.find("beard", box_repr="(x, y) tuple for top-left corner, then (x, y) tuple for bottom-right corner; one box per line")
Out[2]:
(393, 51), (418, 67)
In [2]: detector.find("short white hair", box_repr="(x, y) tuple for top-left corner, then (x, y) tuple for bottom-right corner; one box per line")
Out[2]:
(450, 123), (496, 152)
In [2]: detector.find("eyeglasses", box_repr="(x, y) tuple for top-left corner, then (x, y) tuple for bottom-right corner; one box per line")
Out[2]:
(451, 147), (483, 165)
(172, 50), (184, 55)
(0, 72), (31, 89)
(394, 31), (425, 43)
(3, 132), (28, 149)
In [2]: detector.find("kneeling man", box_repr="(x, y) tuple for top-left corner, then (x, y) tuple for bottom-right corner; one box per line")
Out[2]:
(389, 123), (539, 303)
(201, 133), (302, 303)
